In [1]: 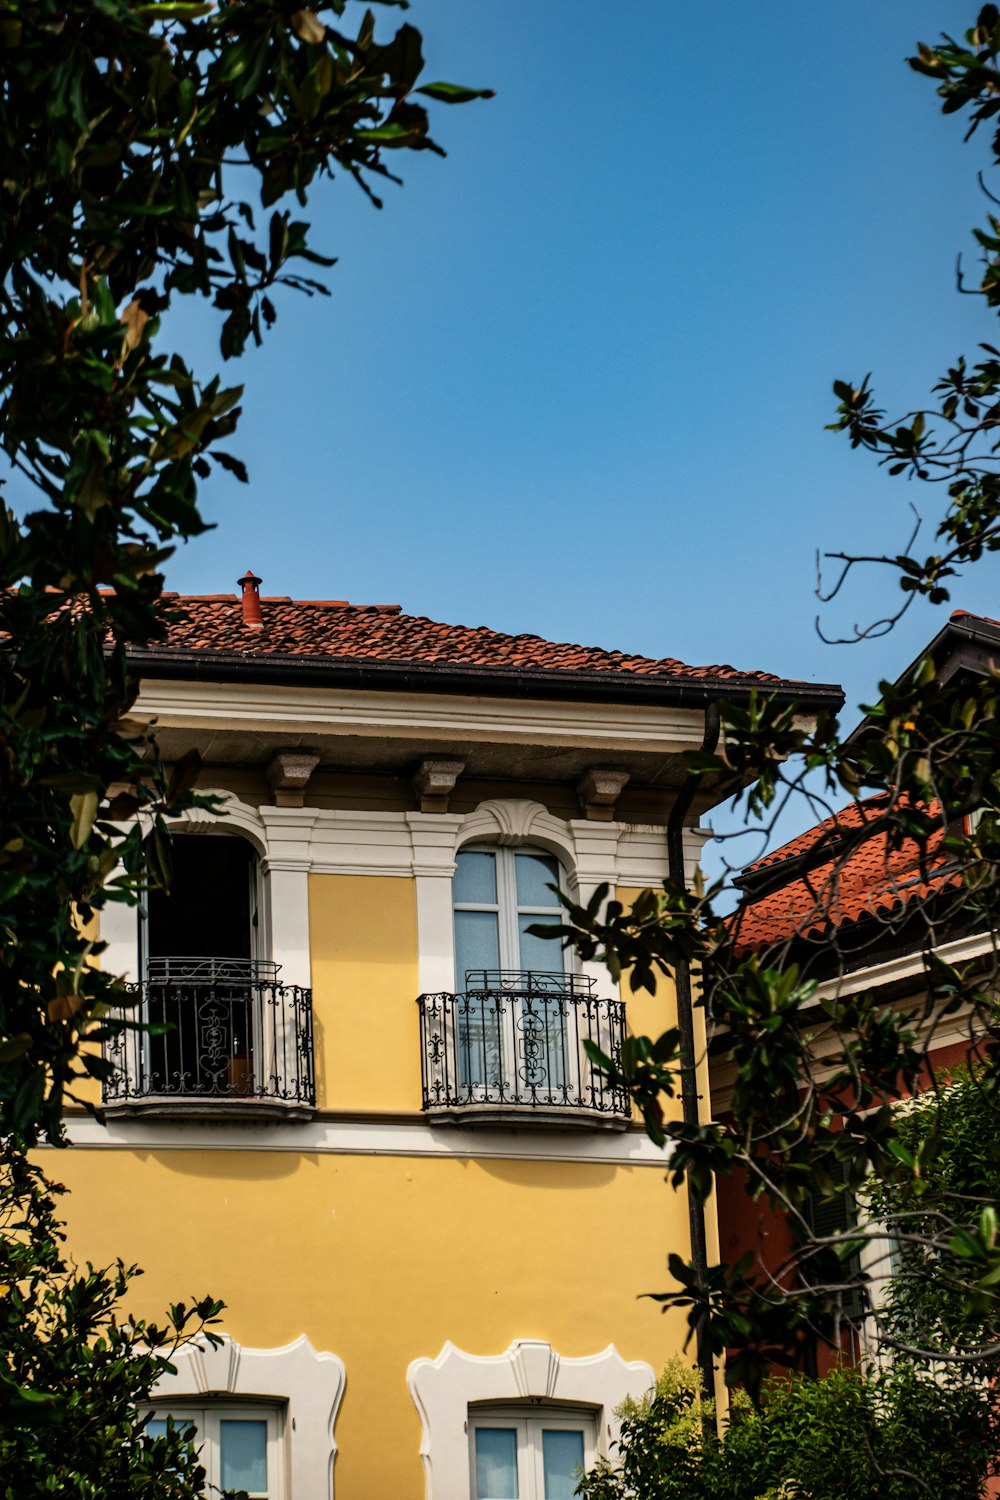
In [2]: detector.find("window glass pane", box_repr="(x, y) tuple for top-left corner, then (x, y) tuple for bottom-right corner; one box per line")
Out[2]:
(542, 1429), (585, 1500)
(454, 851), (497, 906)
(517, 913), (561, 975)
(475, 1427), (519, 1499)
(220, 1419), (268, 1494)
(145, 1419), (169, 1440)
(455, 909), (500, 985)
(514, 853), (560, 909)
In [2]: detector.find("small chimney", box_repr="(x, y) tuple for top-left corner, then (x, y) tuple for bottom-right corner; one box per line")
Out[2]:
(238, 569), (263, 629)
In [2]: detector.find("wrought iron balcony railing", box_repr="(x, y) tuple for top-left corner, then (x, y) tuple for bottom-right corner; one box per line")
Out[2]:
(103, 957), (315, 1115)
(417, 971), (629, 1127)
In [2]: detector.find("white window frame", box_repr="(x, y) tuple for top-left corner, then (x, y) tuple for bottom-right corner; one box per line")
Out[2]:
(152, 1333), (346, 1500)
(145, 1401), (284, 1500)
(452, 844), (568, 987)
(407, 1339), (655, 1500)
(468, 1407), (597, 1500)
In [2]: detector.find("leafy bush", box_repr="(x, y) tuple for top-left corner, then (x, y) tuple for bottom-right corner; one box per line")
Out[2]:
(0, 1137), (230, 1498)
(577, 1358), (991, 1500)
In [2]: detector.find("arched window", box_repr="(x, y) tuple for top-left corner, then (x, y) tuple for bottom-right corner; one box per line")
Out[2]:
(105, 832), (314, 1112)
(452, 845), (564, 987)
(145, 832), (260, 972)
(142, 833), (263, 1098)
(451, 846), (571, 1102)
(416, 841), (627, 1123)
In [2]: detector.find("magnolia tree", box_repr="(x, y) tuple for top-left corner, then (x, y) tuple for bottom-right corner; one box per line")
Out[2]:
(538, 4), (1000, 1412)
(0, 0), (491, 1143)
(0, 1134), (230, 1494)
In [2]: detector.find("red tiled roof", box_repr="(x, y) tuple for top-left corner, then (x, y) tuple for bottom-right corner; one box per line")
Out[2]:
(146, 593), (802, 686)
(732, 794), (957, 951)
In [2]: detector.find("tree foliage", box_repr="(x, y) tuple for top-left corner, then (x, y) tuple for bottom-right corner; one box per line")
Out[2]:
(575, 1358), (992, 1500)
(865, 1066), (1000, 1369)
(0, 0), (490, 1141)
(0, 1136), (229, 1497)
(539, 5), (1000, 1395)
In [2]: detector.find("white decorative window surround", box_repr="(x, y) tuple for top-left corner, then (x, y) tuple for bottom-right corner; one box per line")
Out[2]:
(102, 792), (316, 992)
(407, 1339), (654, 1500)
(153, 1332), (345, 1500)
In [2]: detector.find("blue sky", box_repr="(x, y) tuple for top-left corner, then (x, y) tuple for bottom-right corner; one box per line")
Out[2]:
(163, 2), (994, 748)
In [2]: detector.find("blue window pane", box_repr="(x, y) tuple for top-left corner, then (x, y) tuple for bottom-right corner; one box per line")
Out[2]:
(220, 1419), (268, 1494)
(145, 1419), (169, 1440)
(454, 851), (497, 905)
(457, 991), (508, 1090)
(515, 853), (560, 908)
(455, 909), (500, 986)
(517, 913), (561, 976)
(542, 1430), (584, 1500)
(475, 1428), (519, 1499)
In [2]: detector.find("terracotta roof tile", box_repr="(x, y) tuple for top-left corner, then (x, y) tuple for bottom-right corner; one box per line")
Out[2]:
(732, 794), (957, 952)
(143, 594), (802, 687)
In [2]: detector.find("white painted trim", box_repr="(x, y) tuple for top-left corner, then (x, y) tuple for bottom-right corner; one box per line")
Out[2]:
(407, 1339), (654, 1500)
(131, 678), (710, 755)
(59, 1113), (672, 1166)
(155, 1333), (345, 1500)
(167, 789), (269, 857)
(811, 929), (998, 1000)
(106, 792), (317, 992)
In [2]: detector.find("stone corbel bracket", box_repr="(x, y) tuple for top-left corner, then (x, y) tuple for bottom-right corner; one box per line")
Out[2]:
(577, 768), (630, 822)
(266, 750), (321, 808)
(413, 758), (465, 815)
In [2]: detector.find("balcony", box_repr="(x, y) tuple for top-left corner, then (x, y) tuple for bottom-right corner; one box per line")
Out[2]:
(417, 971), (629, 1129)
(103, 957), (315, 1118)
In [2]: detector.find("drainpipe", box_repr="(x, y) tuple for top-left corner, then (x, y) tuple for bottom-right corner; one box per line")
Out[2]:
(665, 701), (720, 1413)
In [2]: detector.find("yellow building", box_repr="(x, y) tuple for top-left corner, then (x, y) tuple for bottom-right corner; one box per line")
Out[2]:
(51, 574), (838, 1500)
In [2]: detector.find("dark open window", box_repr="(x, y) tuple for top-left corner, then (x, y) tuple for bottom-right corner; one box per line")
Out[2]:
(104, 832), (315, 1112)
(146, 834), (256, 967)
(144, 835), (260, 1097)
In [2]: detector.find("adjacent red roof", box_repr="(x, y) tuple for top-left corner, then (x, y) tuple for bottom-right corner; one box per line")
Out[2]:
(732, 793), (957, 951)
(148, 592), (803, 687)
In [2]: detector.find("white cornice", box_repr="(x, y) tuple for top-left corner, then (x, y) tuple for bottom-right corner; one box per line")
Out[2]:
(128, 678), (708, 753)
(59, 1113), (672, 1166)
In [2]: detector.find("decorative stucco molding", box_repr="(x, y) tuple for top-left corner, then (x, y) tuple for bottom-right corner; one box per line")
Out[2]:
(407, 1339), (654, 1500)
(457, 798), (578, 864)
(154, 1332), (346, 1499)
(165, 788), (269, 857)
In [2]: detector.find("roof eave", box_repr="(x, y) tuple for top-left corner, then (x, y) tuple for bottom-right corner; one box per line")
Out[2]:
(124, 647), (845, 712)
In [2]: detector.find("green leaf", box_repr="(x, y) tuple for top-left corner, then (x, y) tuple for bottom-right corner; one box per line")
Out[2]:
(68, 792), (99, 850)
(415, 82), (496, 104)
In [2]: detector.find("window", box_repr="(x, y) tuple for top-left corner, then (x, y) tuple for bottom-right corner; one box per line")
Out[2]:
(453, 847), (571, 1099)
(144, 833), (261, 1095)
(804, 1159), (866, 1322)
(453, 847), (564, 985)
(104, 833), (315, 1110)
(469, 1409), (595, 1500)
(145, 1404), (283, 1499)
(415, 847), (627, 1121)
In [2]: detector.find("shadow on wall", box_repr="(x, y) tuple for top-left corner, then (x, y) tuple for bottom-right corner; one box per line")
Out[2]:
(133, 1147), (319, 1184)
(471, 1158), (620, 1192)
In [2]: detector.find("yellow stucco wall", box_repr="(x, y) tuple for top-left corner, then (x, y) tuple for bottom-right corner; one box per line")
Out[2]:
(52, 1146), (691, 1500)
(60, 867), (713, 1493)
(309, 873), (420, 1113)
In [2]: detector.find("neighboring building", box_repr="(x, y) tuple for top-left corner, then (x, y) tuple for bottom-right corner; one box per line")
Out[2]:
(713, 609), (1000, 1373)
(50, 573), (839, 1500)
